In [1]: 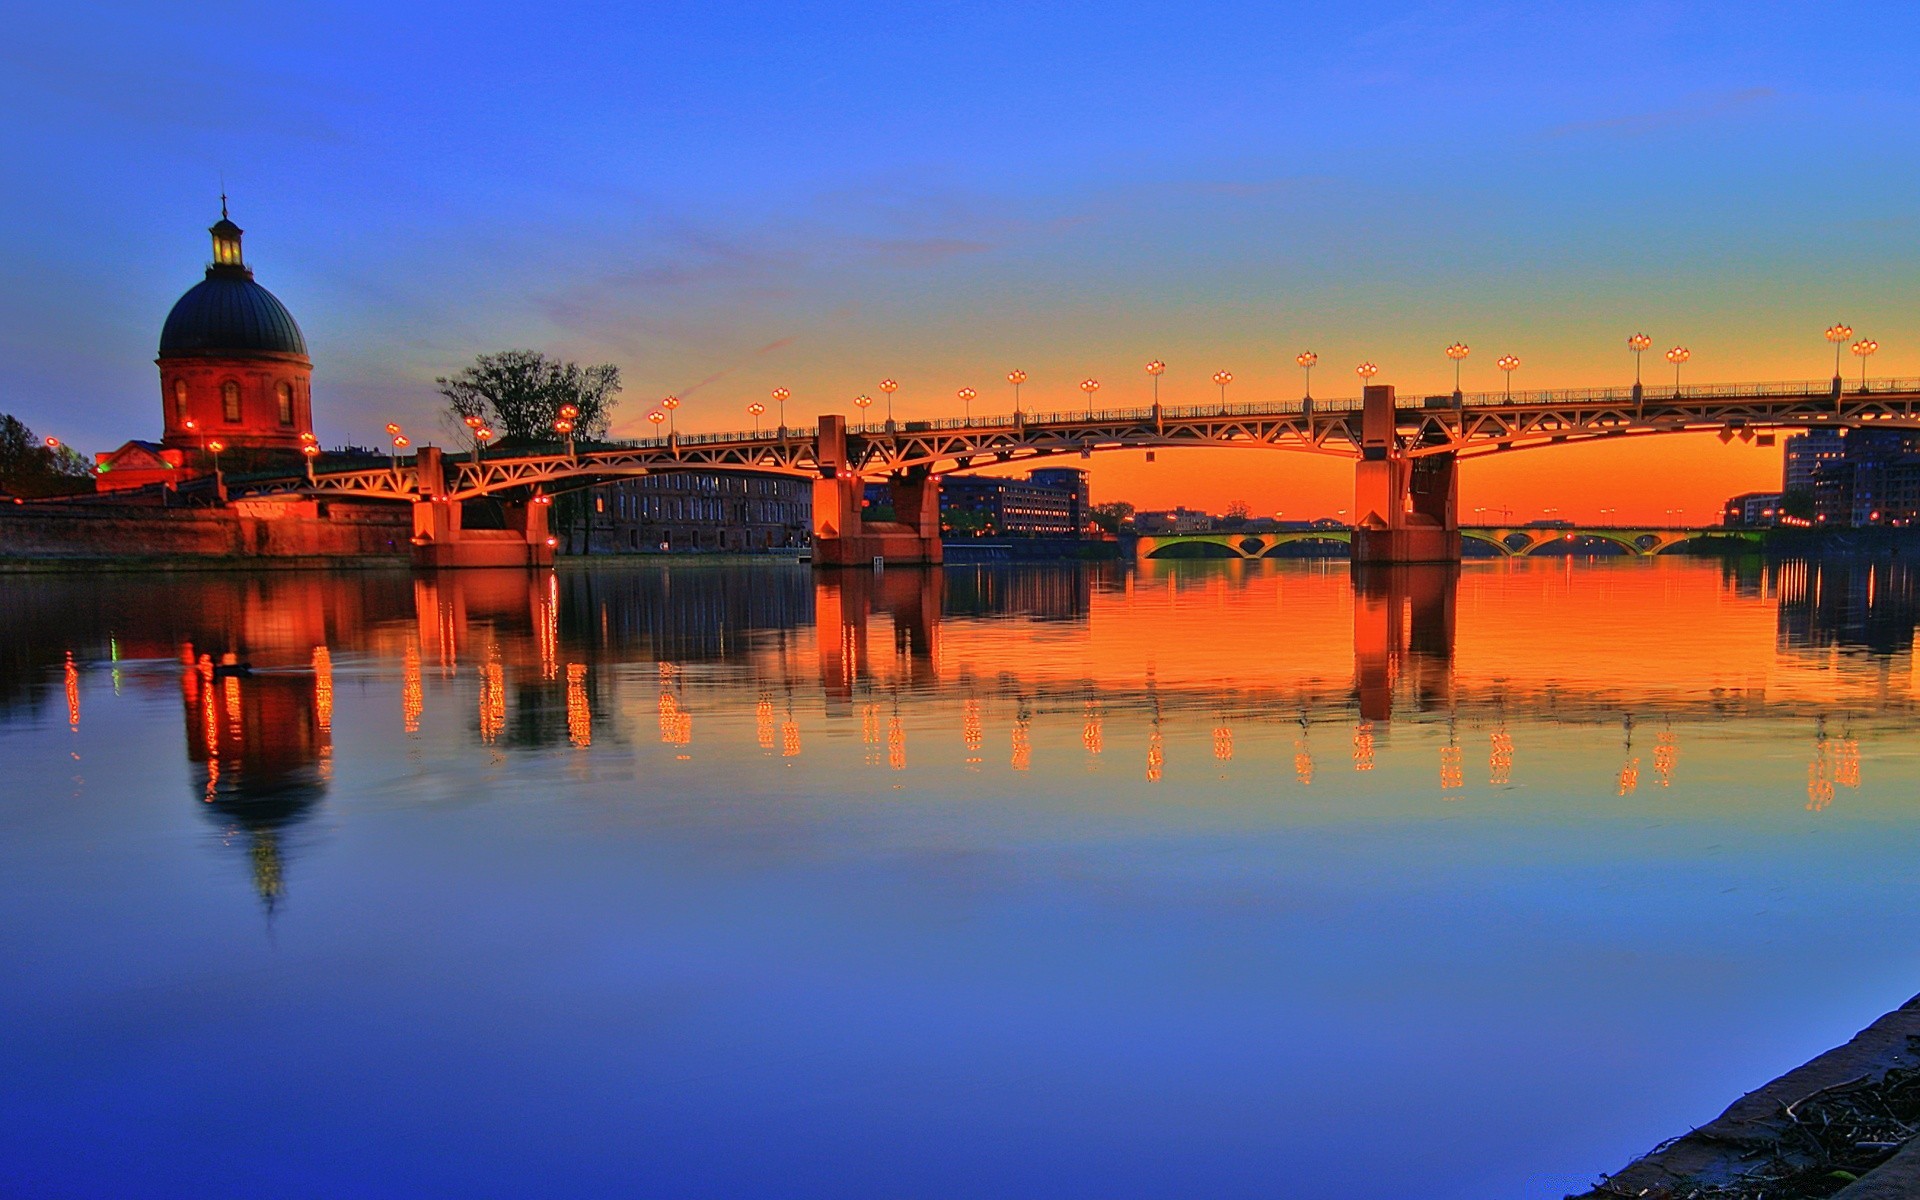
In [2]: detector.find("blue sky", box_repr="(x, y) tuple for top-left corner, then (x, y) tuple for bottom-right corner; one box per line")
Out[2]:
(7, 1), (1920, 513)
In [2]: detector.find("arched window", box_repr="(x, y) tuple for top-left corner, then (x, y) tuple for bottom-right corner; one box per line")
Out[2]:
(222, 381), (241, 422)
(276, 382), (294, 426)
(172, 379), (189, 423)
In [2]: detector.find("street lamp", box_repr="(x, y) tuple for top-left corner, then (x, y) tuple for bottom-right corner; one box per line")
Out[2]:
(301, 436), (320, 484)
(771, 387), (790, 433)
(475, 426), (494, 459)
(1825, 323), (1854, 385)
(463, 413), (486, 461)
(551, 414), (576, 457)
(1445, 342), (1470, 397)
(1496, 354), (1520, 399)
(1665, 346), (1690, 395)
(207, 439), (226, 498)
(661, 395), (680, 436)
(1296, 351), (1317, 400)
(1852, 338), (1879, 390)
(647, 409), (666, 441)
(1212, 370), (1233, 410)
(879, 378), (899, 426)
(854, 393), (874, 426)
(1080, 377), (1100, 418)
(1145, 360), (1165, 412)
(1356, 362), (1379, 386)
(748, 401), (766, 436)
(1627, 333), (1652, 391)
(958, 386), (977, 426)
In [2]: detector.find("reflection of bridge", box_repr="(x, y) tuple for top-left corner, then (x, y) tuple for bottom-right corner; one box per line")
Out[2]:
(243, 375), (1916, 568)
(1137, 526), (1764, 559)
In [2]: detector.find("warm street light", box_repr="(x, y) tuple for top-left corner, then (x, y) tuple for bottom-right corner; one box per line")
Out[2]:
(1825, 323), (1854, 382)
(1145, 360), (1165, 411)
(1080, 377), (1100, 418)
(771, 387), (790, 431)
(1853, 338), (1879, 390)
(661, 395), (680, 436)
(879, 378), (899, 425)
(1496, 353), (1520, 399)
(1356, 361), (1379, 384)
(384, 422), (401, 437)
(1296, 351), (1317, 399)
(1211, 370), (1233, 409)
(748, 401), (766, 435)
(551, 414), (576, 457)
(207, 439), (226, 497)
(1665, 345), (1690, 394)
(854, 393), (874, 425)
(1445, 342), (1470, 395)
(1627, 333), (1652, 389)
(1006, 369), (1026, 417)
(647, 409), (667, 440)
(301, 440), (320, 483)
(957, 386), (977, 425)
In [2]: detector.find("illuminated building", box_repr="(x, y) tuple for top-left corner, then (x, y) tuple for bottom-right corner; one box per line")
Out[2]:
(912, 469), (1089, 537)
(1721, 491), (1783, 526)
(568, 471), (810, 552)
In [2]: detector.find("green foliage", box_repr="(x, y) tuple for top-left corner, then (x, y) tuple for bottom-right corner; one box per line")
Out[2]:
(0, 413), (91, 485)
(1089, 501), (1135, 534)
(435, 350), (622, 442)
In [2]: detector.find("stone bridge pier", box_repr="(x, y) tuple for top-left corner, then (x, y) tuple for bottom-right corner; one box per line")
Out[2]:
(810, 415), (943, 567)
(1352, 384), (1461, 565)
(409, 446), (556, 570)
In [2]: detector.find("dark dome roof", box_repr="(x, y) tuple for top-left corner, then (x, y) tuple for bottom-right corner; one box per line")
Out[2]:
(159, 271), (308, 359)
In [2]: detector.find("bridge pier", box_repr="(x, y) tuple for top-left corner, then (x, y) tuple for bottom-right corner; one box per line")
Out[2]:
(1352, 563), (1458, 722)
(810, 414), (943, 567)
(408, 446), (556, 570)
(1351, 385), (1461, 565)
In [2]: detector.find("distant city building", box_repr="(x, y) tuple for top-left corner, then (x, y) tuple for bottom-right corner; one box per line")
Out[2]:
(1722, 491), (1783, 526)
(861, 470), (1090, 538)
(1805, 428), (1920, 526)
(561, 471), (811, 553)
(1783, 429), (1845, 497)
(1135, 507), (1213, 534)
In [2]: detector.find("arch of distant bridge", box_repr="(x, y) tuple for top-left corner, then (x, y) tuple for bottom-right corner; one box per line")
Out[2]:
(1136, 527), (1762, 559)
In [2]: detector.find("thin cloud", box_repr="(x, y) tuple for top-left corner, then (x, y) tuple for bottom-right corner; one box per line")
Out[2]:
(1542, 87), (1775, 139)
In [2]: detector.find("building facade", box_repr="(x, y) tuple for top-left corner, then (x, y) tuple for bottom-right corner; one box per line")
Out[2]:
(1806, 429), (1920, 526)
(558, 471), (811, 553)
(907, 469), (1090, 538)
(1783, 429), (1845, 497)
(1722, 491), (1783, 526)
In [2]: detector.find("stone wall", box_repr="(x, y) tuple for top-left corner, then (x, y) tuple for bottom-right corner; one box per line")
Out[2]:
(0, 498), (410, 564)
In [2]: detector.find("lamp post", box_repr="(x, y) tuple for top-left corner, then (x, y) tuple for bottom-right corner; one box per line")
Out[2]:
(463, 414), (486, 462)
(748, 402), (766, 436)
(553, 402), (579, 458)
(1356, 362), (1379, 387)
(475, 426), (494, 459)
(648, 409), (666, 442)
(771, 388), (790, 434)
(1825, 323), (1854, 387)
(1006, 370), (1026, 420)
(1080, 377), (1100, 418)
(854, 393), (873, 427)
(1496, 354), (1520, 399)
(1627, 333), (1652, 393)
(1144, 360), (1165, 413)
(1445, 342), (1470, 398)
(879, 378), (898, 428)
(1665, 346), (1690, 395)
(1853, 338), (1879, 391)
(958, 387), (976, 426)
(1296, 351), (1317, 400)
(301, 437), (320, 484)
(207, 439), (226, 499)
(1212, 370), (1233, 410)
(661, 395), (680, 436)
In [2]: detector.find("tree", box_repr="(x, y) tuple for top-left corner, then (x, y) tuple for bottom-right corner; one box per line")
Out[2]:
(435, 350), (622, 443)
(1781, 489), (1815, 521)
(0, 413), (90, 487)
(1089, 501), (1135, 534)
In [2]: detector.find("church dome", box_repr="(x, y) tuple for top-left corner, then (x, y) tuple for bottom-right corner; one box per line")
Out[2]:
(158, 209), (309, 359)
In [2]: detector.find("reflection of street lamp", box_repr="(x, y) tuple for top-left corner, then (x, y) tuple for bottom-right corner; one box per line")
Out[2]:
(748, 402), (766, 435)
(1496, 354), (1520, 399)
(958, 387), (977, 426)
(879, 378), (898, 426)
(1296, 351), (1317, 399)
(854, 393), (873, 426)
(1080, 377), (1100, 418)
(1665, 346), (1690, 394)
(1628, 333), (1652, 390)
(771, 387), (790, 433)
(1852, 338), (1879, 391)
(661, 394), (680, 436)
(1825, 322), (1854, 384)
(1445, 342), (1470, 396)
(1211, 370), (1233, 409)
(1356, 362), (1379, 386)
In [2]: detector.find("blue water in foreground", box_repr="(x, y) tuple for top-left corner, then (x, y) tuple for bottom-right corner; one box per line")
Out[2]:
(3, 558), (1919, 1199)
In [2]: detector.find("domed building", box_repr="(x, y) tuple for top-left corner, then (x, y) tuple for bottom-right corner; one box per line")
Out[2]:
(97, 204), (316, 492)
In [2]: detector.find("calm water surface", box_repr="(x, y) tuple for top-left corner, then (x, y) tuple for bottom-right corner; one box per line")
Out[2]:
(5, 557), (1920, 1199)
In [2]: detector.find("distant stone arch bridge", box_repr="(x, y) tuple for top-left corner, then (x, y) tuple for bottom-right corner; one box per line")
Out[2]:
(1136, 526), (1765, 560)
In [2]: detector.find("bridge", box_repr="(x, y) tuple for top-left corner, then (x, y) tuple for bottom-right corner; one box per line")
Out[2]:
(244, 374), (1915, 568)
(1136, 526), (1765, 559)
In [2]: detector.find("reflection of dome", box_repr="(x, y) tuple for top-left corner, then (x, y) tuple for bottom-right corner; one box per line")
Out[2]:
(159, 273), (308, 359)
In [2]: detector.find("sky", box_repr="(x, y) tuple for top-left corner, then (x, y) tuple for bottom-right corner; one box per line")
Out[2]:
(6, 0), (1920, 522)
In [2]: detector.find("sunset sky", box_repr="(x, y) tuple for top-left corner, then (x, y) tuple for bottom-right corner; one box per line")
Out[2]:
(7, 1), (1920, 522)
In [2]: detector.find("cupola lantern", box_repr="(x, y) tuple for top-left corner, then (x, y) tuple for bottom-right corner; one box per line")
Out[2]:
(209, 196), (246, 273)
